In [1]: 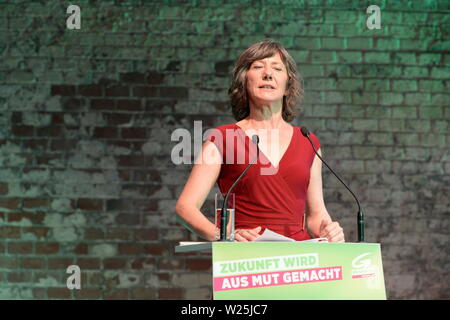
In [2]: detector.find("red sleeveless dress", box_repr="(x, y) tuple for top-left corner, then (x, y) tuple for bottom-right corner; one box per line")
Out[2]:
(207, 123), (321, 241)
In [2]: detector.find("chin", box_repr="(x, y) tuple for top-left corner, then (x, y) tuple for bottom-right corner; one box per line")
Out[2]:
(252, 96), (283, 105)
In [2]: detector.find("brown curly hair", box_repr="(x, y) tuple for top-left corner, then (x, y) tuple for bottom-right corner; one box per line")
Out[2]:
(228, 39), (303, 122)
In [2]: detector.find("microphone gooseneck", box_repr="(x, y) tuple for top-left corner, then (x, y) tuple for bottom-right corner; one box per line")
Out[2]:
(220, 135), (259, 241)
(301, 127), (365, 242)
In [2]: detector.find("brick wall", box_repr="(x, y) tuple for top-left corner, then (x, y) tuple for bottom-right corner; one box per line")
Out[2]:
(0, 0), (448, 299)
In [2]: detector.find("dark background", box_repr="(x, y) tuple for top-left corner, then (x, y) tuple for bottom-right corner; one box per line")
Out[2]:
(0, 0), (448, 299)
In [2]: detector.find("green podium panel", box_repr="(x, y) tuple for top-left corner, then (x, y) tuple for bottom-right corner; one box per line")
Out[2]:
(211, 242), (386, 300)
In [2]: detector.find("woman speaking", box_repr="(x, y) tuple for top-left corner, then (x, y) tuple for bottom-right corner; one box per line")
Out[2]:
(175, 39), (344, 243)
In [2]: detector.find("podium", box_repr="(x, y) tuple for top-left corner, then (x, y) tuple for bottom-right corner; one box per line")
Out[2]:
(176, 242), (386, 300)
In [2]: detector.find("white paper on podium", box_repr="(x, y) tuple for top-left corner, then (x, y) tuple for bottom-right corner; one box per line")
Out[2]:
(255, 228), (328, 243)
(178, 242), (206, 246)
(176, 229), (328, 252)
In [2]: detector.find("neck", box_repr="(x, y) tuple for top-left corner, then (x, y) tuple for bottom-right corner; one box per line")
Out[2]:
(246, 101), (286, 129)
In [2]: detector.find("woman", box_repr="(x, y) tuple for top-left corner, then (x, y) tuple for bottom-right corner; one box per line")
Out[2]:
(175, 39), (344, 242)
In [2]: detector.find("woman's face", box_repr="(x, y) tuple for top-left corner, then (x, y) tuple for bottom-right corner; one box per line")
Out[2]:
(246, 52), (289, 107)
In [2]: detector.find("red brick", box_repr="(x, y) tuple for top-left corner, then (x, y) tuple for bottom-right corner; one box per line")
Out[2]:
(78, 85), (103, 96)
(139, 201), (159, 212)
(121, 128), (147, 139)
(133, 170), (162, 182)
(115, 213), (140, 226)
(144, 244), (171, 255)
(185, 114), (215, 127)
(23, 198), (49, 209)
(186, 258), (212, 271)
(12, 125), (34, 137)
(21, 257), (46, 269)
(105, 198), (128, 211)
(36, 242), (59, 254)
(0, 183), (9, 195)
(0, 257), (20, 268)
(7, 211), (44, 227)
(105, 86), (129, 97)
(77, 198), (103, 211)
(105, 228), (131, 240)
(0, 198), (20, 210)
(121, 183), (151, 198)
(146, 71), (164, 85)
(103, 258), (127, 269)
(131, 288), (157, 299)
(157, 272), (170, 283)
(158, 87), (188, 99)
(51, 112), (64, 124)
(104, 113), (132, 126)
(74, 288), (102, 299)
(116, 99), (141, 111)
(87, 272), (103, 286)
(76, 258), (101, 269)
(145, 100), (176, 112)
(8, 242), (33, 254)
(48, 258), (74, 269)
(159, 258), (184, 270)
(7, 272), (33, 283)
(11, 111), (22, 123)
(134, 229), (159, 241)
(36, 126), (62, 137)
(7, 212), (33, 223)
(118, 243), (145, 255)
(84, 228), (104, 240)
(93, 127), (118, 139)
(80, 168), (103, 175)
(23, 227), (49, 239)
(33, 212), (46, 224)
(0, 226), (21, 238)
(48, 287), (72, 299)
(159, 288), (183, 299)
(215, 60), (233, 75)
(130, 257), (156, 269)
(91, 98), (114, 110)
(62, 97), (85, 110)
(160, 228), (189, 241)
(73, 243), (88, 255)
(117, 155), (145, 167)
(132, 86), (157, 97)
(104, 289), (129, 300)
(120, 72), (146, 83)
(130, 141), (146, 152)
(51, 85), (76, 96)
(36, 154), (60, 166)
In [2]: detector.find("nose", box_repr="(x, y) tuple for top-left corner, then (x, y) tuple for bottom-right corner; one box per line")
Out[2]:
(262, 68), (273, 80)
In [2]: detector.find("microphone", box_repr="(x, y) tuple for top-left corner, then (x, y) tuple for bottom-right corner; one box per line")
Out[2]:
(300, 127), (365, 242)
(220, 135), (259, 241)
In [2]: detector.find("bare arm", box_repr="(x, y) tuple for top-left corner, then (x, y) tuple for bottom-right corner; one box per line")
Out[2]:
(175, 140), (222, 241)
(305, 148), (345, 242)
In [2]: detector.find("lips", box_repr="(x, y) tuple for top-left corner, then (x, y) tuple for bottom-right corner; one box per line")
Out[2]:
(258, 84), (275, 89)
